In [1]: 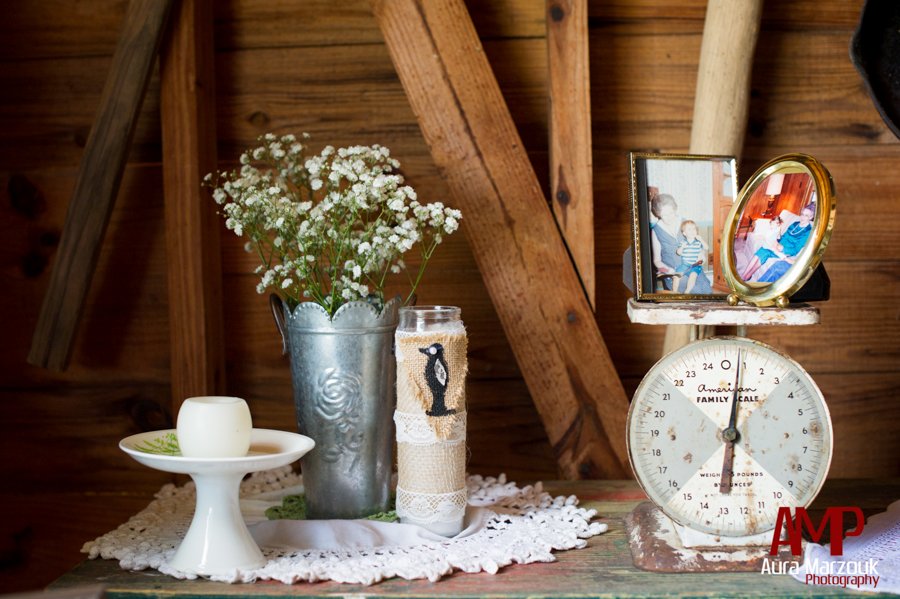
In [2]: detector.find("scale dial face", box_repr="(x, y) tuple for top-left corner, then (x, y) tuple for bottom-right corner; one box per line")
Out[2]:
(627, 336), (833, 537)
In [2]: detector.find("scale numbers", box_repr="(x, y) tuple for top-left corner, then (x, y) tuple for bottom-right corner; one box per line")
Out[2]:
(626, 337), (833, 536)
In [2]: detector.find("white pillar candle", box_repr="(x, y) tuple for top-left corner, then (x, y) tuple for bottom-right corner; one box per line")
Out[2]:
(176, 396), (253, 458)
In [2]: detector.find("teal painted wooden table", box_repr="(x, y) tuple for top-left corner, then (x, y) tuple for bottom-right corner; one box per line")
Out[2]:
(51, 479), (899, 598)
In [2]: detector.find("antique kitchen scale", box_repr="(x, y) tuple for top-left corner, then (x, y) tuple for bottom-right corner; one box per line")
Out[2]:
(625, 153), (837, 572)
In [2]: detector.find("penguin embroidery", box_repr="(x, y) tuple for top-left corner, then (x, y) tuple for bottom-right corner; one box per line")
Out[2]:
(419, 343), (456, 416)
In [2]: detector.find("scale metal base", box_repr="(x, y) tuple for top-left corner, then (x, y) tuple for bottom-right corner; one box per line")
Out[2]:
(624, 502), (797, 572)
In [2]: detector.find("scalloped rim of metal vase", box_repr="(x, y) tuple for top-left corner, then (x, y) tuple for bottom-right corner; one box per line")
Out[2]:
(282, 295), (402, 332)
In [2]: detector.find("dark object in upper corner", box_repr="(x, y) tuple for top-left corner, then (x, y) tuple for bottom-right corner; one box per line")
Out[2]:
(850, 0), (900, 140)
(791, 262), (830, 303)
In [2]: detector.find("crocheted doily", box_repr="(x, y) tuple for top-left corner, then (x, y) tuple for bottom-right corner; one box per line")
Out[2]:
(83, 468), (607, 585)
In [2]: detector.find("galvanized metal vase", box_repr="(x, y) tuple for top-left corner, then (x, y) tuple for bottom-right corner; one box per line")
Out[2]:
(271, 295), (400, 519)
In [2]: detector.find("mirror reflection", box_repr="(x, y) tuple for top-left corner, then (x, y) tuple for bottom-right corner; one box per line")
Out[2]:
(732, 170), (817, 285)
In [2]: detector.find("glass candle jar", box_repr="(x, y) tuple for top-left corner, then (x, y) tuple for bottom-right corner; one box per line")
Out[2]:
(394, 306), (468, 536)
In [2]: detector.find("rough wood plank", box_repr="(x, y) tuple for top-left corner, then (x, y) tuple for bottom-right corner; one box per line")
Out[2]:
(588, 0), (862, 29)
(748, 262), (900, 377)
(586, 31), (893, 149)
(0, 1), (868, 62)
(0, 385), (175, 492)
(212, 40), (550, 164)
(813, 375), (900, 478)
(0, 166), (170, 386)
(160, 0), (226, 403)
(27, 0), (174, 371)
(3, 28), (894, 172)
(0, 55), (163, 170)
(547, 0), (594, 307)
(663, 0), (763, 355)
(0, 492), (157, 594)
(371, 0), (629, 478)
(215, 0), (546, 51)
(0, 1), (544, 61)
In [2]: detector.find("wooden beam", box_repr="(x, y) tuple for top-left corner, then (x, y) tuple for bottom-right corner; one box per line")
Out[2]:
(546, 0), (594, 308)
(27, 0), (174, 370)
(663, 0), (763, 354)
(159, 0), (226, 403)
(371, 0), (629, 478)
(690, 0), (763, 157)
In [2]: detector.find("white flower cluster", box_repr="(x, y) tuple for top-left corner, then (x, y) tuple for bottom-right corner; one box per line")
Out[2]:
(205, 134), (462, 314)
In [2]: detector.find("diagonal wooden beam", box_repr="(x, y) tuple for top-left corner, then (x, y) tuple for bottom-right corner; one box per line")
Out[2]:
(371, 0), (629, 478)
(159, 0), (226, 405)
(28, 0), (174, 370)
(546, 0), (594, 309)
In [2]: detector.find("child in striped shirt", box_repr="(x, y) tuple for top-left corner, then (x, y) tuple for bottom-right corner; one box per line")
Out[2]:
(673, 220), (708, 293)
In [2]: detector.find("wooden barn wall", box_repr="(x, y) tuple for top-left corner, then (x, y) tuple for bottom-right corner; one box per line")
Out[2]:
(1, 0), (898, 591)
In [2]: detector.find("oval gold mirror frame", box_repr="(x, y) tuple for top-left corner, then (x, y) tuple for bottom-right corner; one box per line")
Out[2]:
(721, 154), (836, 307)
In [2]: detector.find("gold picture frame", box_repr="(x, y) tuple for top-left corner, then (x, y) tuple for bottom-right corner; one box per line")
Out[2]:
(721, 153), (836, 307)
(629, 152), (738, 301)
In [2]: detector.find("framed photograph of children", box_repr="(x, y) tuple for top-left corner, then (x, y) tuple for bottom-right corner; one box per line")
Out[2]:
(721, 153), (836, 307)
(629, 152), (738, 301)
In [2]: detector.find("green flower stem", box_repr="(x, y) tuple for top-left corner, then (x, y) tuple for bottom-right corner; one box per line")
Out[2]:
(404, 239), (437, 305)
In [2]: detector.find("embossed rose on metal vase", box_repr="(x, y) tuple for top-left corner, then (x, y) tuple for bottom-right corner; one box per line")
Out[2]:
(315, 367), (361, 421)
(316, 367), (364, 464)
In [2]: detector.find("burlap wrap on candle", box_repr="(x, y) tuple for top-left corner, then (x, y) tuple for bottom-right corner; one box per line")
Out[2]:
(395, 329), (468, 526)
(397, 442), (466, 493)
(395, 331), (467, 440)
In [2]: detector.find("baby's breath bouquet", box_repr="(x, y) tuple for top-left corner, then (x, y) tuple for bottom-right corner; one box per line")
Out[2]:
(206, 133), (461, 315)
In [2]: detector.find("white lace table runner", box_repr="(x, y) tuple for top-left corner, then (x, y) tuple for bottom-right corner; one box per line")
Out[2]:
(791, 499), (899, 594)
(83, 469), (608, 585)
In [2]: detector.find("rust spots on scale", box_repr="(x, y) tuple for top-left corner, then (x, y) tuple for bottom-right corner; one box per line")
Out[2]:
(625, 502), (779, 572)
(745, 497), (761, 533)
(809, 421), (822, 437)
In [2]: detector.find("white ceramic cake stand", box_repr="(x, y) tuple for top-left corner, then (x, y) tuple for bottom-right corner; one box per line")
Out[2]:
(120, 428), (314, 577)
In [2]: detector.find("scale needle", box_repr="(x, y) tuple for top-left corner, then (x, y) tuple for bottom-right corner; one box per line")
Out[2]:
(719, 349), (742, 494)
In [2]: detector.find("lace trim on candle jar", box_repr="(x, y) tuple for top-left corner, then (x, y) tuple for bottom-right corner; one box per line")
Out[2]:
(395, 486), (468, 524)
(394, 410), (467, 445)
